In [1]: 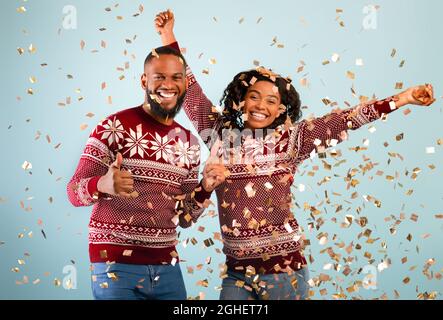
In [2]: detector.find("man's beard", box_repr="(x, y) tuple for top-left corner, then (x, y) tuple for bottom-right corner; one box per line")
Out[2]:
(146, 89), (185, 120)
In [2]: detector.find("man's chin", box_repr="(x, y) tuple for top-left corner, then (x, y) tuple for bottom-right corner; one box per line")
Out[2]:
(146, 90), (185, 120)
(160, 102), (177, 111)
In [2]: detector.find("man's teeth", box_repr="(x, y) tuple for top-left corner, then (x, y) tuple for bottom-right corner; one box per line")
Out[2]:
(251, 112), (267, 120)
(158, 92), (176, 98)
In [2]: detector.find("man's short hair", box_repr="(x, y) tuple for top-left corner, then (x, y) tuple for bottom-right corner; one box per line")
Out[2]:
(144, 46), (188, 69)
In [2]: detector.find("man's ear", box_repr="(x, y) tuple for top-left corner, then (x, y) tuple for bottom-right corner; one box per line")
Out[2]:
(140, 73), (148, 91)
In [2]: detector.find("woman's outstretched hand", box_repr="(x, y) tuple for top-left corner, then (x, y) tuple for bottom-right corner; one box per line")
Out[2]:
(396, 84), (436, 107)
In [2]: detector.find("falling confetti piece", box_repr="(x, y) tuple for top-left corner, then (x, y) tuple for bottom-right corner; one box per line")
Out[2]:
(22, 161), (32, 170)
(28, 44), (36, 54)
(426, 147), (435, 154)
(331, 53), (340, 63)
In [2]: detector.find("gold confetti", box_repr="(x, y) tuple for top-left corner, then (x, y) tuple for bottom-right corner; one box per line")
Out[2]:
(28, 44), (36, 54)
(99, 250), (108, 259)
(107, 272), (119, 281)
(17, 6), (27, 13)
(346, 71), (355, 80)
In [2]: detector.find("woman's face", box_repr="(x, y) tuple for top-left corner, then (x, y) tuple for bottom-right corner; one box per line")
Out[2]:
(243, 80), (283, 129)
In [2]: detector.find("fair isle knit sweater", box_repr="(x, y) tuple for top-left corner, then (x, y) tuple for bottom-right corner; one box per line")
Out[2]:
(67, 105), (211, 265)
(170, 42), (398, 274)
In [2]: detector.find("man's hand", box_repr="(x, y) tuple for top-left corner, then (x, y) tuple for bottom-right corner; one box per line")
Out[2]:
(395, 84), (435, 107)
(97, 153), (137, 199)
(154, 9), (176, 45)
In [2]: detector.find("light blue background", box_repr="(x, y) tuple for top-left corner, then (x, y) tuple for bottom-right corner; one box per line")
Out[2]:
(1, 0), (442, 300)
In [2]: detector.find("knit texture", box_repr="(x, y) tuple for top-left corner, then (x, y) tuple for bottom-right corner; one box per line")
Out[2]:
(174, 42), (397, 274)
(67, 105), (211, 265)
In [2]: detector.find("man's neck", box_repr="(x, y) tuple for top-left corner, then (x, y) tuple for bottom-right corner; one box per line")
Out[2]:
(142, 102), (174, 126)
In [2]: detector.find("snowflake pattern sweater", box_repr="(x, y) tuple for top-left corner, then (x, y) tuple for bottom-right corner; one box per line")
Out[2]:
(67, 105), (211, 265)
(169, 42), (398, 274)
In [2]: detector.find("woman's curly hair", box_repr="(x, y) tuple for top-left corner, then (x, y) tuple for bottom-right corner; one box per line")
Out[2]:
(220, 67), (302, 130)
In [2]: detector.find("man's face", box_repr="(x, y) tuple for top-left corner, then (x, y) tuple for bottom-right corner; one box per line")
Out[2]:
(141, 54), (187, 119)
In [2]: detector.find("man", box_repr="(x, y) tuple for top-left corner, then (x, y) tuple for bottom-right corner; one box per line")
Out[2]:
(67, 44), (226, 300)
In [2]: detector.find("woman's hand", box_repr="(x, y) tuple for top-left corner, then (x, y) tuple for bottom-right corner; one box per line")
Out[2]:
(395, 84), (435, 107)
(202, 161), (227, 192)
(201, 140), (228, 192)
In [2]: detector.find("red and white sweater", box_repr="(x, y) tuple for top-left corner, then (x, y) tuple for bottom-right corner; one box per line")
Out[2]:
(67, 105), (211, 265)
(171, 42), (398, 274)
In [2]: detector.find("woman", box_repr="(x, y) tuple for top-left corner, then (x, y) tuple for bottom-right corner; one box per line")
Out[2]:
(154, 10), (435, 300)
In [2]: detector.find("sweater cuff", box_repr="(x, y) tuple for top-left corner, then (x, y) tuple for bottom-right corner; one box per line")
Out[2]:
(87, 176), (103, 200)
(374, 97), (397, 116)
(168, 41), (180, 51)
(194, 181), (213, 203)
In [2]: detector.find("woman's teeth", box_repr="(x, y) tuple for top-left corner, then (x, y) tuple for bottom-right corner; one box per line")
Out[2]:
(250, 112), (267, 120)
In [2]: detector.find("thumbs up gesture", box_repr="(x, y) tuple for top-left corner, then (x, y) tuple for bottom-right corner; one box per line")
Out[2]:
(97, 153), (137, 199)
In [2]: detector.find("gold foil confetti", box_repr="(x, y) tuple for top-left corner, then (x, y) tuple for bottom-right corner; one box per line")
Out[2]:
(122, 250), (133, 257)
(28, 44), (36, 54)
(99, 250), (108, 259)
(346, 71), (355, 80)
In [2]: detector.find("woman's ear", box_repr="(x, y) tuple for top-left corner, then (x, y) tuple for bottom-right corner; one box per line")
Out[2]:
(140, 73), (148, 90)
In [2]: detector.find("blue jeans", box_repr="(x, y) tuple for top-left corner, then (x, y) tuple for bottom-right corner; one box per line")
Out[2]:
(91, 262), (186, 300)
(220, 267), (310, 300)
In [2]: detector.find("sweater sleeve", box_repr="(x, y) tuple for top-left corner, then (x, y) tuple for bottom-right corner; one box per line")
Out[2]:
(177, 141), (212, 228)
(66, 116), (117, 207)
(292, 96), (397, 163)
(168, 42), (222, 149)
